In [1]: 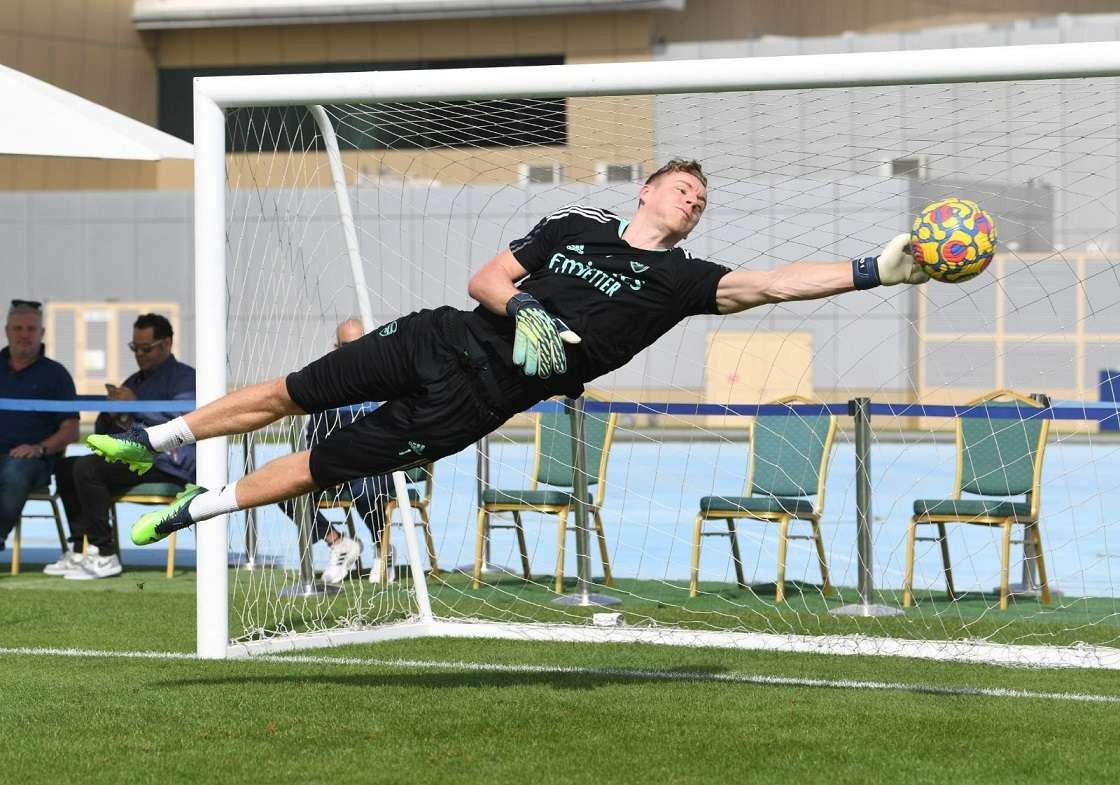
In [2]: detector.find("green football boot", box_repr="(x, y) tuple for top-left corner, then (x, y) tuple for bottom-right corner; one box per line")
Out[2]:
(87, 426), (156, 474)
(131, 485), (206, 546)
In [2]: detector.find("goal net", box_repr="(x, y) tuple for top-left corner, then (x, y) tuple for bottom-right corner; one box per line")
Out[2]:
(196, 43), (1120, 667)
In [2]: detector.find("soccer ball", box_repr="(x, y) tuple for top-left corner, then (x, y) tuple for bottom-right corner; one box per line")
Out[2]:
(911, 198), (997, 283)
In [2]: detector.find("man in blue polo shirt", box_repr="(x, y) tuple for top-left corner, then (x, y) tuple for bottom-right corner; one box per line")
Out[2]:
(0, 299), (79, 550)
(48, 313), (195, 579)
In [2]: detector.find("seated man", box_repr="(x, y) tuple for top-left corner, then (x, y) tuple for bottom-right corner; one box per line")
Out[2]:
(0, 299), (79, 550)
(48, 313), (195, 579)
(279, 320), (396, 586)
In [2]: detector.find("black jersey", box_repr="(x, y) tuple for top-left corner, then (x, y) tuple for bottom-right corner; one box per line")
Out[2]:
(464, 206), (731, 393)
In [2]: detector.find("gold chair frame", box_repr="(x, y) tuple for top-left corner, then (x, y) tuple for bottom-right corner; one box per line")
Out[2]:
(109, 487), (182, 579)
(902, 389), (1050, 610)
(473, 406), (618, 594)
(12, 485), (69, 575)
(689, 395), (837, 602)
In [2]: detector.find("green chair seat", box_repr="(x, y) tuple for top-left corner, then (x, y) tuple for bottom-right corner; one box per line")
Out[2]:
(482, 489), (593, 507)
(913, 498), (1031, 518)
(109, 483), (185, 578)
(118, 482), (185, 498)
(689, 397), (837, 603)
(700, 495), (816, 515)
(902, 392), (1051, 612)
(474, 406), (617, 595)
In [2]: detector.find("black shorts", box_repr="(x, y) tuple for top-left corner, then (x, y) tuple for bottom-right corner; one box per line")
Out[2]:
(286, 307), (540, 489)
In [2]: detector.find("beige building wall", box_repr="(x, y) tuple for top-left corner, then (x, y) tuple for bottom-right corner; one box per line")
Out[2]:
(0, 0), (156, 121)
(153, 14), (655, 68)
(163, 14), (658, 191)
(2, 0), (1101, 120)
(652, 0), (1120, 41)
(0, 0), (160, 190)
(0, 9), (658, 191)
(9, 2), (1120, 191)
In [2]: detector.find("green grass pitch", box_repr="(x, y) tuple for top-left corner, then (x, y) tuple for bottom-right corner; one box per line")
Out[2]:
(3, 566), (1119, 784)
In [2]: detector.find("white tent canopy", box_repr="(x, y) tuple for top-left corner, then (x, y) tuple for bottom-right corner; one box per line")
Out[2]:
(0, 64), (193, 161)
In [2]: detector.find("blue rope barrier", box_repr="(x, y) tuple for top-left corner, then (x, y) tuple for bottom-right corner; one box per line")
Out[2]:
(0, 397), (196, 413)
(534, 400), (1120, 420)
(4, 397), (1120, 420)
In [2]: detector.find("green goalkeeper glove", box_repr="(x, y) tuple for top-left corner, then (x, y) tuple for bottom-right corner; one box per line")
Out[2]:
(852, 233), (930, 289)
(506, 293), (581, 379)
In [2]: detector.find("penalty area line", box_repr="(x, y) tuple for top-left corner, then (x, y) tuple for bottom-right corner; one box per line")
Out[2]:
(2, 645), (1119, 705)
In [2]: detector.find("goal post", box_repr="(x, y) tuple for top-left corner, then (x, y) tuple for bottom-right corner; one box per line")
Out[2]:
(194, 41), (1120, 665)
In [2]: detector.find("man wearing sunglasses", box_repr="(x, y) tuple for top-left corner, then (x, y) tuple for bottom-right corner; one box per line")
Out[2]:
(1, 299), (79, 554)
(48, 313), (195, 579)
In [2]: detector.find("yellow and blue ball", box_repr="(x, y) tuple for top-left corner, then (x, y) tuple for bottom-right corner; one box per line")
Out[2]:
(911, 198), (997, 283)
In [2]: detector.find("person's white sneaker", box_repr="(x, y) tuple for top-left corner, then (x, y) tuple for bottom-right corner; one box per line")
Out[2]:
(321, 536), (362, 586)
(65, 550), (122, 580)
(368, 545), (397, 584)
(43, 548), (89, 576)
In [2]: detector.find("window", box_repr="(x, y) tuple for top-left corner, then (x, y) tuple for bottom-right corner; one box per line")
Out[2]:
(159, 56), (567, 151)
(519, 163), (563, 185)
(595, 162), (643, 184)
(886, 155), (928, 179)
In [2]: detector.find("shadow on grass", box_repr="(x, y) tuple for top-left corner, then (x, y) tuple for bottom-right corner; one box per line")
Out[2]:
(153, 664), (737, 692)
(149, 666), (1116, 704)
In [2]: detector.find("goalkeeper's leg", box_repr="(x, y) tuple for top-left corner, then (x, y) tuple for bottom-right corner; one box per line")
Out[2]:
(131, 450), (314, 545)
(88, 378), (303, 474)
(89, 309), (444, 470)
(129, 350), (518, 547)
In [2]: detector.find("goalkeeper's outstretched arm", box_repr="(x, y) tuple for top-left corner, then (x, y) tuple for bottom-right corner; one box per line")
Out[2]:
(715, 233), (928, 315)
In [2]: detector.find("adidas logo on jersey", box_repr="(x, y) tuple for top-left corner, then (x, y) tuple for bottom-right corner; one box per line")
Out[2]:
(566, 244), (585, 254)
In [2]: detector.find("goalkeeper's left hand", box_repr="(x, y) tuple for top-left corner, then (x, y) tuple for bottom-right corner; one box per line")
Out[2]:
(506, 293), (582, 379)
(852, 233), (929, 289)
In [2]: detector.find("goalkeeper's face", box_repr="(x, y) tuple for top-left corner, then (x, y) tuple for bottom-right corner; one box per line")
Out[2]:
(639, 173), (707, 239)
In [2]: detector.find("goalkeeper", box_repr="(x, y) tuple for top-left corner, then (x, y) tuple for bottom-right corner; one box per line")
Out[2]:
(87, 159), (927, 545)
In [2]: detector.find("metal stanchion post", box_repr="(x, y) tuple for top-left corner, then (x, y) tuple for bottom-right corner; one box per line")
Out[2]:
(832, 397), (902, 617)
(553, 397), (620, 608)
(456, 435), (517, 575)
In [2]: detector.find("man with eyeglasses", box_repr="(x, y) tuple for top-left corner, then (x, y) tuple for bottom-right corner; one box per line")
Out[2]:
(48, 313), (195, 579)
(0, 299), (79, 554)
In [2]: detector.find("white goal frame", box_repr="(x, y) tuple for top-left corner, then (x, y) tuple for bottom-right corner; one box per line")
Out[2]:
(194, 41), (1120, 664)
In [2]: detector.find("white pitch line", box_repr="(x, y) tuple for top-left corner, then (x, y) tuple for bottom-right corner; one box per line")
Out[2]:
(2, 646), (1119, 704)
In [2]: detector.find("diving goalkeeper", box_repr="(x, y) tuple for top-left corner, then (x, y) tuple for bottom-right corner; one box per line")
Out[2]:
(88, 159), (927, 546)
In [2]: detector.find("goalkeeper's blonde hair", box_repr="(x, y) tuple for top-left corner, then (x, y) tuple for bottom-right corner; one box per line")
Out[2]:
(644, 158), (707, 188)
